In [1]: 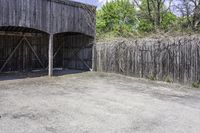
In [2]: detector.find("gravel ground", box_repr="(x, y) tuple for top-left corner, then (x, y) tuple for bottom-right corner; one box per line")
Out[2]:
(0, 71), (200, 133)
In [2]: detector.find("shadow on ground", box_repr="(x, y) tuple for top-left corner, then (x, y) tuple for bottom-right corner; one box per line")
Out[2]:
(0, 69), (86, 81)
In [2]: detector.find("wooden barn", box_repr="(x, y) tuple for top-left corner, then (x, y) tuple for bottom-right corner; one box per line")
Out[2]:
(0, 0), (96, 76)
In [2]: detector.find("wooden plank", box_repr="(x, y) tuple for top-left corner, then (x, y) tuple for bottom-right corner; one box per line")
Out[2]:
(0, 0), (96, 37)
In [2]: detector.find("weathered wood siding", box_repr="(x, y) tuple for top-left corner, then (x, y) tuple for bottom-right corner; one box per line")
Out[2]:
(0, 0), (96, 36)
(0, 0), (95, 73)
(94, 36), (200, 83)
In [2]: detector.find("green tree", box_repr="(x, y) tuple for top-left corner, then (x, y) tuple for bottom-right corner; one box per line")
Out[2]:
(96, 0), (138, 37)
(161, 12), (177, 30)
(138, 19), (154, 32)
(175, 0), (200, 30)
(135, 0), (176, 32)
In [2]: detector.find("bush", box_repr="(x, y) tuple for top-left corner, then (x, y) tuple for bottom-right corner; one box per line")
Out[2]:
(138, 19), (154, 33)
(164, 75), (173, 83)
(147, 74), (156, 81)
(192, 82), (200, 88)
(161, 12), (177, 31)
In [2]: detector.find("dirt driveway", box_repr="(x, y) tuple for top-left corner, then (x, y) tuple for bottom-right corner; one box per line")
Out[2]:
(0, 72), (200, 133)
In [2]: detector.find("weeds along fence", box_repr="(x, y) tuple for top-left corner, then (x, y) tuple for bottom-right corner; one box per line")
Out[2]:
(93, 36), (200, 83)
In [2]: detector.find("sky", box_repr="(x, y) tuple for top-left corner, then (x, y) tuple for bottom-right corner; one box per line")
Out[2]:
(72, 0), (176, 11)
(72, 0), (109, 7)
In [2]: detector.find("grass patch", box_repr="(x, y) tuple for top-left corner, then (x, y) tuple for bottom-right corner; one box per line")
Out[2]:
(164, 75), (173, 83)
(192, 82), (200, 88)
(147, 75), (156, 81)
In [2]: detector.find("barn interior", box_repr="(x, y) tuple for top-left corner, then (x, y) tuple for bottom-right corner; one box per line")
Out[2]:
(0, 26), (94, 74)
(54, 32), (93, 71)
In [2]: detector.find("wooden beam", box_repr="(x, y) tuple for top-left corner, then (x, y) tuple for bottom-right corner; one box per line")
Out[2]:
(53, 44), (63, 59)
(66, 44), (90, 66)
(66, 43), (93, 68)
(65, 44), (92, 71)
(44, 43), (62, 70)
(24, 37), (45, 69)
(0, 31), (47, 37)
(76, 55), (92, 71)
(0, 37), (24, 72)
(48, 34), (54, 76)
(92, 42), (95, 71)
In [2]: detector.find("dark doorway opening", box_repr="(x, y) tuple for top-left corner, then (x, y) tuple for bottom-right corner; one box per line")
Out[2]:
(0, 26), (49, 73)
(53, 32), (94, 71)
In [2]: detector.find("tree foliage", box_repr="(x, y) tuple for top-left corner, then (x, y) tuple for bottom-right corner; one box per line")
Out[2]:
(97, 0), (138, 37)
(173, 0), (200, 30)
(96, 0), (200, 38)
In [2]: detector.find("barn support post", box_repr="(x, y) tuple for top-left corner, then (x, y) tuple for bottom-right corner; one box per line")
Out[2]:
(92, 42), (96, 71)
(49, 34), (54, 76)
